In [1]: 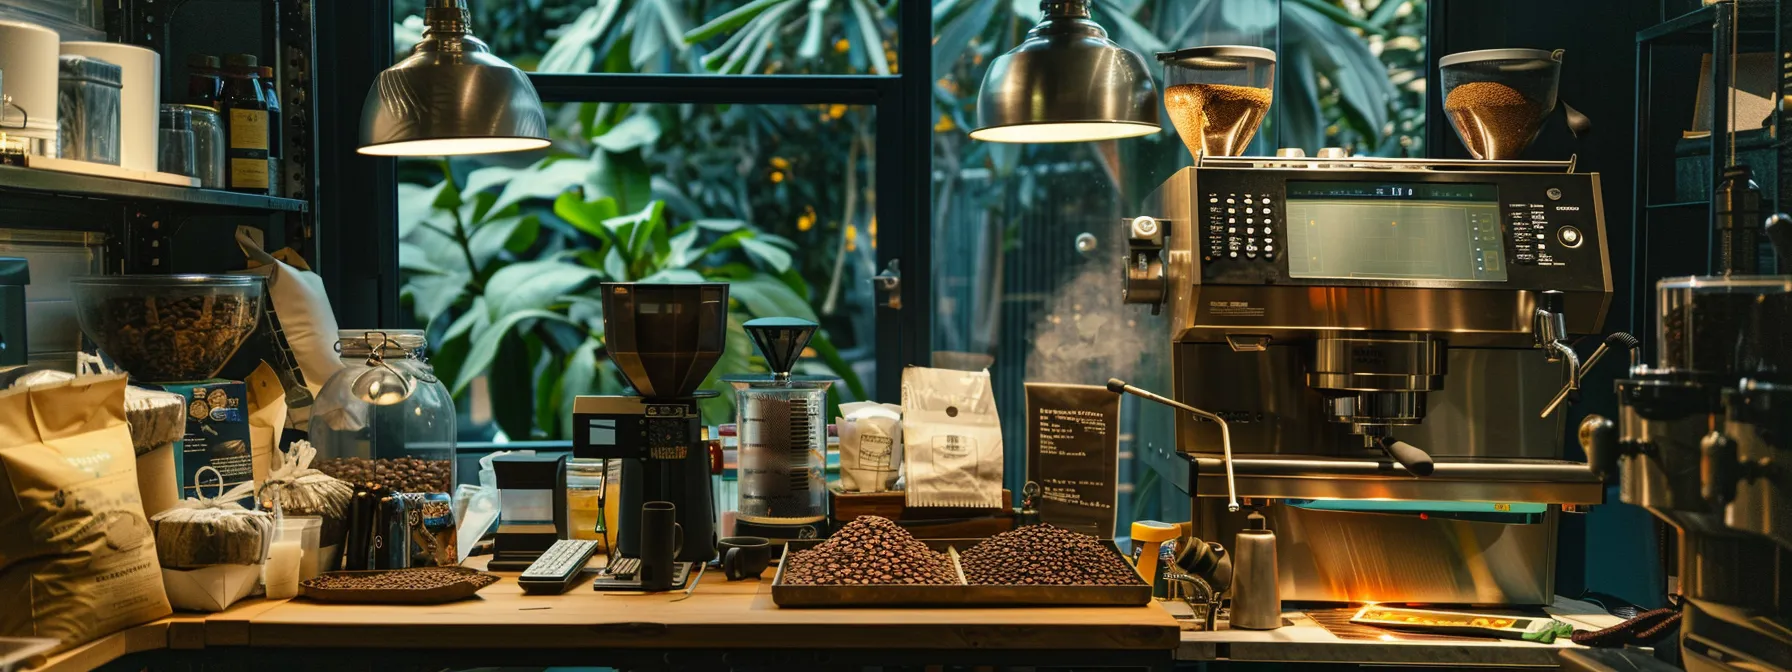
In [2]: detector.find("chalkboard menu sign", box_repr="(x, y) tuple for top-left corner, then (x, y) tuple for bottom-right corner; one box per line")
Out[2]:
(1024, 383), (1120, 538)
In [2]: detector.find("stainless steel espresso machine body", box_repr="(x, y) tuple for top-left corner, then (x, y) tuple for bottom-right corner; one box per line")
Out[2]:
(1125, 155), (1612, 605)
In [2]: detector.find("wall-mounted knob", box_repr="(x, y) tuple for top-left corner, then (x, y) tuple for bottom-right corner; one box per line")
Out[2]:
(1701, 431), (1739, 508)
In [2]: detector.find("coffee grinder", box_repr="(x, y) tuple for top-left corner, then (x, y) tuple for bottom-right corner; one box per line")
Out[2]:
(724, 318), (833, 544)
(571, 283), (725, 585)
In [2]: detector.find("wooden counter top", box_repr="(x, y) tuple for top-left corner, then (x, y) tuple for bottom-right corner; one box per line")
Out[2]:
(32, 558), (1180, 671)
(229, 558), (1179, 652)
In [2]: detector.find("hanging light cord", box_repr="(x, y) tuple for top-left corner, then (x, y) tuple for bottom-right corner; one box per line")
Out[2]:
(1728, 0), (1738, 167)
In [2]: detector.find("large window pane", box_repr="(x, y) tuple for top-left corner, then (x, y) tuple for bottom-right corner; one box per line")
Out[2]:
(397, 103), (878, 441)
(393, 0), (900, 76)
(930, 0), (1429, 525)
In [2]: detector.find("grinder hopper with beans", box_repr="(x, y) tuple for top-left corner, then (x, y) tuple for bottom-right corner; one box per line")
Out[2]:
(1440, 48), (1591, 160)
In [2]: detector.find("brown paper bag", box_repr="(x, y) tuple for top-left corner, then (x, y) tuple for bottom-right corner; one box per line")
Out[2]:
(0, 374), (172, 653)
(246, 362), (287, 484)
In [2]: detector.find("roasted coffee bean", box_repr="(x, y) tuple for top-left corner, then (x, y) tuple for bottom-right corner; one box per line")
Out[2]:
(1444, 81), (1543, 160)
(959, 524), (1142, 586)
(1164, 83), (1273, 158)
(302, 568), (492, 591)
(93, 294), (257, 381)
(315, 456), (452, 495)
(781, 515), (958, 586)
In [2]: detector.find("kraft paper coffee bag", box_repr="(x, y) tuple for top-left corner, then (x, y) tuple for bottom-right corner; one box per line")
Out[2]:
(0, 373), (171, 653)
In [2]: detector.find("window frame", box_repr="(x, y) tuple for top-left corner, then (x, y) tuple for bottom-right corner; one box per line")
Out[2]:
(323, 0), (935, 402)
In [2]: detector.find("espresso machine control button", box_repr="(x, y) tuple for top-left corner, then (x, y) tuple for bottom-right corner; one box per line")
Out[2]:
(1558, 226), (1583, 247)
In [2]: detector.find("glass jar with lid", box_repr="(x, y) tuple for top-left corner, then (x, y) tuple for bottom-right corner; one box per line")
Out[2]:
(310, 329), (457, 495)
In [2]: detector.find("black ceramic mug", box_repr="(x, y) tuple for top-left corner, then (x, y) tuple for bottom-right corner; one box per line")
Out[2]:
(719, 536), (772, 581)
(639, 501), (683, 591)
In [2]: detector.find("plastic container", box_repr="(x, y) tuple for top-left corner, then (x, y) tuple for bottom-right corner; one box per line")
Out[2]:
(1438, 48), (1563, 160)
(70, 274), (263, 382)
(263, 523), (303, 599)
(310, 329), (457, 495)
(283, 515), (325, 580)
(1156, 46), (1276, 159)
(1656, 276), (1792, 377)
(56, 53), (121, 165)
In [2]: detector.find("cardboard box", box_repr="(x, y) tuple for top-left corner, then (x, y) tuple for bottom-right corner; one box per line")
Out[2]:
(151, 380), (256, 508)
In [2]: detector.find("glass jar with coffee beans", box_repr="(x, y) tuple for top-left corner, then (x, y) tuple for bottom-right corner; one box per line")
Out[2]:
(309, 330), (456, 496)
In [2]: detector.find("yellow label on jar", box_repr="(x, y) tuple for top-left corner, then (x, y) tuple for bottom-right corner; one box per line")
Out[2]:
(230, 158), (269, 189)
(228, 109), (269, 151)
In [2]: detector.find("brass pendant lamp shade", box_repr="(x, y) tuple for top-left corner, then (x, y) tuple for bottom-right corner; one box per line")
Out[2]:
(358, 0), (550, 156)
(970, 0), (1160, 143)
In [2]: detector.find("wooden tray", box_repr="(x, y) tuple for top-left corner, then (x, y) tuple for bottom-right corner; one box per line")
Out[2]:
(299, 567), (499, 605)
(771, 539), (1149, 608)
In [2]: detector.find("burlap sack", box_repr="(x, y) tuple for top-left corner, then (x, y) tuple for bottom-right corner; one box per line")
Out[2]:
(0, 373), (172, 653)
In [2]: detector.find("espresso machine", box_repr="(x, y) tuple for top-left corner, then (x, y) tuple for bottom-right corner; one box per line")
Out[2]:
(1118, 47), (1612, 607)
(571, 283), (724, 578)
(1572, 215), (1792, 672)
(1122, 154), (1613, 605)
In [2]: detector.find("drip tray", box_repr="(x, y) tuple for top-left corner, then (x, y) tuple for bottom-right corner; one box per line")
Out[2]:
(1306, 608), (1499, 642)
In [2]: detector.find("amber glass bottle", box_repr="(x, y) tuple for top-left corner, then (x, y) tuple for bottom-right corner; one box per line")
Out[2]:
(220, 54), (269, 194)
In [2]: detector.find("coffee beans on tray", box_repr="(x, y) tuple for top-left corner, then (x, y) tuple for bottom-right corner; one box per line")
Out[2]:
(315, 456), (452, 494)
(959, 524), (1142, 586)
(781, 516), (959, 585)
(96, 294), (257, 381)
(303, 568), (495, 591)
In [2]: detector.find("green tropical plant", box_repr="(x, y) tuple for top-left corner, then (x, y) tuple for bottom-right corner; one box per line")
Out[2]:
(398, 121), (869, 439)
(393, 0), (1425, 444)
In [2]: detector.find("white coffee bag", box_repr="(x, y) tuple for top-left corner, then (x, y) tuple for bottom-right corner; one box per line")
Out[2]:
(838, 401), (902, 493)
(900, 367), (1003, 508)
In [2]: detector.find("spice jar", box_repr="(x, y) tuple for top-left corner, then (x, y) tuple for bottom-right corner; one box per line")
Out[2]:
(309, 330), (457, 496)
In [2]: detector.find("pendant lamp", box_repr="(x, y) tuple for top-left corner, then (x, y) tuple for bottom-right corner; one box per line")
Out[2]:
(359, 0), (550, 156)
(970, 0), (1160, 143)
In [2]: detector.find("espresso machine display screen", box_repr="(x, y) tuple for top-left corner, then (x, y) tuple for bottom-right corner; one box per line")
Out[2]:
(1283, 181), (1508, 282)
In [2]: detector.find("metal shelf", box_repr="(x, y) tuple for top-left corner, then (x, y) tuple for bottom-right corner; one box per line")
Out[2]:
(1639, 2), (1777, 44)
(1646, 201), (1711, 210)
(0, 164), (308, 213)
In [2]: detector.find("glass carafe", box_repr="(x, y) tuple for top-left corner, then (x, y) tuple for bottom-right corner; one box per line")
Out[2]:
(310, 329), (457, 495)
(732, 381), (830, 527)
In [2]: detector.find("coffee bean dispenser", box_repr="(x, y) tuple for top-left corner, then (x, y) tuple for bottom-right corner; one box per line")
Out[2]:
(310, 329), (457, 497)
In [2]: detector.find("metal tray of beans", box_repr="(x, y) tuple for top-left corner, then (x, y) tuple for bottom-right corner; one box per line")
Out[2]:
(771, 538), (1151, 608)
(299, 567), (499, 604)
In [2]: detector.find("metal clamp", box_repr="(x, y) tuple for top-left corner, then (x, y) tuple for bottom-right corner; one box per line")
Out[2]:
(871, 259), (901, 309)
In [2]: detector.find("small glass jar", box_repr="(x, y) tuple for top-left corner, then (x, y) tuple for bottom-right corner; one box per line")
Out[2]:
(183, 104), (226, 188)
(157, 104), (196, 177)
(567, 458), (622, 553)
(310, 329), (457, 495)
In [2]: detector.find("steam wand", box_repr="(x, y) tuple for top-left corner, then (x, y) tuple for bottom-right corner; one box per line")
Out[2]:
(1108, 378), (1239, 512)
(1541, 332), (1640, 418)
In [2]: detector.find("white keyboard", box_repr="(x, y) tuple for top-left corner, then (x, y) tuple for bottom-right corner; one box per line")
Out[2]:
(518, 539), (599, 595)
